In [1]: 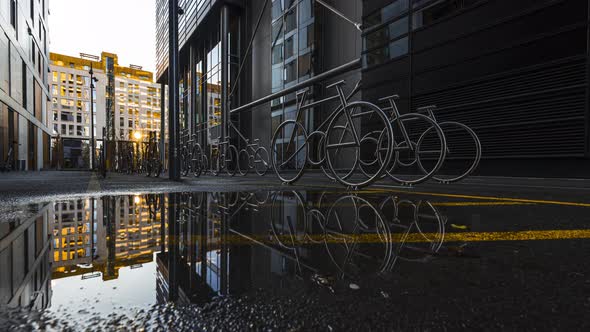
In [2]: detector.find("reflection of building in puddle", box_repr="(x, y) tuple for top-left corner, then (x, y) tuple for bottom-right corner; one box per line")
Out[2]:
(0, 202), (53, 310)
(156, 193), (227, 305)
(50, 195), (163, 281)
(156, 191), (456, 304)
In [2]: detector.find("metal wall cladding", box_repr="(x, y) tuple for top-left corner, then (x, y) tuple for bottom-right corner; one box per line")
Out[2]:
(362, 0), (589, 159)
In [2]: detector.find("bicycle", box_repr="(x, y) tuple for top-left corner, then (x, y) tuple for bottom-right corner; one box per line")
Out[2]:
(271, 79), (394, 188)
(97, 144), (106, 178)
(415, 105), (482, 183)
(210, 136), (238, 177)
(1, 143), (15, 172)
(222, 118), (270, 177)
(145, 132), (163, 178)
(375, 95), (447, 185)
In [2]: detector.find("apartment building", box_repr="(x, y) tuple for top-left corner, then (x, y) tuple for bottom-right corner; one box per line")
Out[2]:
(49, 52), (166, 168)
(0, 0), (51, 170)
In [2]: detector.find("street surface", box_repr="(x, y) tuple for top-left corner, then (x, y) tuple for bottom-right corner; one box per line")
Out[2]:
(0, 171), (589, 330)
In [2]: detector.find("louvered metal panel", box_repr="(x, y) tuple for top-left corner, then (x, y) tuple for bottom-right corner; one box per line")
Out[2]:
(413, 58), (587, 158)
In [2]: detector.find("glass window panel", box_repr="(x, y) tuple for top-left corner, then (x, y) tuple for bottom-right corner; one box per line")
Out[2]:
(272, 44), (283, 65)
(285, 9), (297, 34)
(298, 0), (313, 24)
(365, 0), (409, 28)
(272, 0), (283, 20)
(298, 53), (312, 78)
(298, 25), (314, 51)
(364, 16), (408, 50)
(284, 35), (296, 60)
(284, 60), (297, 84)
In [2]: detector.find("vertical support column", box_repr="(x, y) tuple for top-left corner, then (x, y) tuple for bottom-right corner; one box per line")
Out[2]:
(160, 82), (166, 168)
(167, 192), (178, 301)
(168, 0), (181, 180)
(189, 45), (196, 135)
(220, 5), (230, 141)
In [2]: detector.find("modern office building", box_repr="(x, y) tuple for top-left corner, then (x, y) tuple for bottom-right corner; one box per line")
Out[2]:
(0, 0), (51, 171)
(156, 0), (590, 177)
(49, 52), (166, 168)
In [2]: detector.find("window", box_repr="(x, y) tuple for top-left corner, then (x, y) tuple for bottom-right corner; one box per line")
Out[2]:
(363, 37), (409, 67)
(61, 111), (74, 122)
(364, 0), (409, 28)
(53, 111), (58, 121)
(412, 0), (480, 30)
(52, 72), (58, 82)
(362, 0), (410, 68)
(10, 0), (16, 29)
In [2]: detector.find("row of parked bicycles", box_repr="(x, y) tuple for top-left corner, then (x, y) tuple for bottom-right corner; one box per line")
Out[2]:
(110, 132), (163, 177)
(180, 79), (481, 188)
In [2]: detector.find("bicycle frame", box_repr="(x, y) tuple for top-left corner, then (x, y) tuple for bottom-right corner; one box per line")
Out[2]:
(279, 80), (363, 168)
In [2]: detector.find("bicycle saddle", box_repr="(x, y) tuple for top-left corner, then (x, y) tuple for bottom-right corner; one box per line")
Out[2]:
(378, 94), (400, 101)
(416, 105), (437, 112)
(326, 80), (346, 89)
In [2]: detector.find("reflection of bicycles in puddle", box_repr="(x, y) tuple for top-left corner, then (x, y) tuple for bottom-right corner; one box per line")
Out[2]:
(267, 191), (451, 290)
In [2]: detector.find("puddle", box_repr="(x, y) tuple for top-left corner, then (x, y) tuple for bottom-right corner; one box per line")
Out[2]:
(0, 190), (588, 330)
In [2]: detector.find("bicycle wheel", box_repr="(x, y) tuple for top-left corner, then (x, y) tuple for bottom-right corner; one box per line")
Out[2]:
(191, 144), (203, 177)
(387, 113), (446, 185)
(201, 154), (209, 176)
(254, 147), (270, 176)
(181, 146), (190, 177)
(211, 150), (220, 176)
(238, 149), (250, 176)
(325, 101), (393, 188)
(418, 121), (481, 183)
(224, 145), (239, 177)
(271, 120), (309, 184)
(324, 195), (392, 276)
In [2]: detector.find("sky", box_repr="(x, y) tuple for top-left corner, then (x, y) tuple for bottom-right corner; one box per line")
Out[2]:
(49, 0), (156, 73)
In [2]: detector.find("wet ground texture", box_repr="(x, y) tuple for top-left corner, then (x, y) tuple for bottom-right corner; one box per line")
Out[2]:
(0, 172), (589, 331)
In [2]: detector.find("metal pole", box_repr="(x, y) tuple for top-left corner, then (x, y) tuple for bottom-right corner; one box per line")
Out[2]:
(230, 58), (361, 114)
(89, 64), (95, 170)
(168, 0), (180, 180)
(221, 5), (229, 141)
(160, 82), (166, 170)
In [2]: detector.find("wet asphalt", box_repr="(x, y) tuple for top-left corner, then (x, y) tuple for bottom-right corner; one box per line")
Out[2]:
(0, 171), (589, 331)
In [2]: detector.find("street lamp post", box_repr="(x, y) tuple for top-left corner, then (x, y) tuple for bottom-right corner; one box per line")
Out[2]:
(89, 64), (99, 169)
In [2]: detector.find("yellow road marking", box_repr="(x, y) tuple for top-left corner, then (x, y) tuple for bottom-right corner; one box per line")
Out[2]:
(178, 229), (590, 246)
(371, 188), (590, 207)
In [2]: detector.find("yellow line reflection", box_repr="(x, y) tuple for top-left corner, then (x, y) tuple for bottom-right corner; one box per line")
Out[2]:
(371, 188), (590, 207)
(188, 229), (590, 246)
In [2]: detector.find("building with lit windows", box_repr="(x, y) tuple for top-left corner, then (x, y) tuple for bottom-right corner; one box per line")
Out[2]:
(156, 0), (590, 177)
(0, 0), (51, 171)
(49, 52), (167, 168)
(50, 195), (163, 281)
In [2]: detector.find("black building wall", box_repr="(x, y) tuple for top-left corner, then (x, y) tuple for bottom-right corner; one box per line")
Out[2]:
(362, 0), (590, 177)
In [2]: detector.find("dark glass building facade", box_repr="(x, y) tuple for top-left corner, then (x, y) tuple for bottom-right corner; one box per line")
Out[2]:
(156, 0), (590, 177)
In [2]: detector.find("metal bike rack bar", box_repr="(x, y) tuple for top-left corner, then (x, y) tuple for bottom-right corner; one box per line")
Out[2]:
(229, 58), (361, 115)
